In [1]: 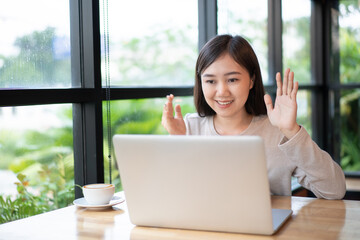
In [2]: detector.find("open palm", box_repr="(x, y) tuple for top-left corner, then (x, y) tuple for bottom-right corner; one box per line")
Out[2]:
(264, 68), (300, 138)
(161, 94), (186, 135)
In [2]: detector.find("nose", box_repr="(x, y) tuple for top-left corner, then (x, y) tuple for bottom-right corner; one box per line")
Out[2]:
(216, 81), (230, 96)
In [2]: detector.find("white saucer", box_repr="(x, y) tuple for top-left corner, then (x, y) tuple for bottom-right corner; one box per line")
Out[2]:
(73, 195), (125, 209)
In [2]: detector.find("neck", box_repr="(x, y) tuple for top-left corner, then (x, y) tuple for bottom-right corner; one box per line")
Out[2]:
(213, 113), (253, 135)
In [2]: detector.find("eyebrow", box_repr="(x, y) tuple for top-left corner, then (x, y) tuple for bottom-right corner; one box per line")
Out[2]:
(202, 71), (242, 78)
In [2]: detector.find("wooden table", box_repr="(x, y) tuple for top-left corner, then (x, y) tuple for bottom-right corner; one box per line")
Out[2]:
(1, 192), (360, 240)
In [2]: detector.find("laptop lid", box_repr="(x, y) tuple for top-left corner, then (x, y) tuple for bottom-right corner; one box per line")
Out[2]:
(113, 134), (291, 235)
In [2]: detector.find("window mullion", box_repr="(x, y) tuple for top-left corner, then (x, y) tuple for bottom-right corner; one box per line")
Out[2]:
(310, 0), (327, 149)
(268, 0), (282, 84)
(327, 0), (341, 163)
(198, 0), (217, 50)
(71, 0), (104, 198)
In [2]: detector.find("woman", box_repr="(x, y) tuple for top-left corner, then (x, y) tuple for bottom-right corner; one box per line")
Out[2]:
(162, 34), (346, 199)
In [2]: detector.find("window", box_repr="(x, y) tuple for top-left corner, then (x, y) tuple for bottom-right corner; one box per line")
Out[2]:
(282, 1), (313, 134)
(0, 0), (74, 223)
(0, 0), (71, 88)
(339, 0), (360, 172)
(282, 0), (311, 84)
(0, 105), (74, 219)
(101, 0), (198, 87)
(99, 0), (199, 188)
(218, 0), (268, 83)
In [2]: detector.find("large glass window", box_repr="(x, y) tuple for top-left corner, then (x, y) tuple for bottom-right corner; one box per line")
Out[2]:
(0, 105), (74, 223)
(0, 0), (71, 88)
(100, 0), (198, 87)
(340, 89), (360, 171)
(217, 0), (268, 83)
(339, 1), (360, 84)
(339, 1), (360, 172)
(0, 0), (73, 223)
(282, 0), (311, 84)
(297, 90), (312, 137)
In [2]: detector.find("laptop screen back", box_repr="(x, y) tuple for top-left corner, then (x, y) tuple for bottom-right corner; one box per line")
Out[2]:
(113, 134), (275, 235)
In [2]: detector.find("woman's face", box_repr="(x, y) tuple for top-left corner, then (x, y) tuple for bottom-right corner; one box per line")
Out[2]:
(201, 53), (253, 119)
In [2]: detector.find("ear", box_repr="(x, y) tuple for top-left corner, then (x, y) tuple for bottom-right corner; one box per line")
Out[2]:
(250, 76), (255, 89)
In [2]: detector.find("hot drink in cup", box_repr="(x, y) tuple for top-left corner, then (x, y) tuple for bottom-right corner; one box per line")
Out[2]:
(82, 183), (115, 205)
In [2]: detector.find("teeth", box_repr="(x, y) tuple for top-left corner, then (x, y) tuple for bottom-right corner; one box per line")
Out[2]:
(217, 101), (232, 105)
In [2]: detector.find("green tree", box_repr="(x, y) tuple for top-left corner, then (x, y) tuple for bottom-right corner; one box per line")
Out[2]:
(0, 27), (70, 88)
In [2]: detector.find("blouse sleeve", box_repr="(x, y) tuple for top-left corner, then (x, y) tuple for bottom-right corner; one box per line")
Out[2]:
(278, 126), (346, 199)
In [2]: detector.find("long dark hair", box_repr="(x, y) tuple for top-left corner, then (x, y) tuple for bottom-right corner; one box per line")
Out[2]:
(194, 34), (267, 116)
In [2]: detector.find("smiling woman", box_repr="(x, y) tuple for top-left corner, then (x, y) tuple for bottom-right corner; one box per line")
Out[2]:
(200, 54), (255, 134)
(162, 34), (346, 199)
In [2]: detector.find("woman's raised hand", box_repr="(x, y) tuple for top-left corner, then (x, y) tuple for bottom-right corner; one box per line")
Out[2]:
(264, 68), (300, 139)
(161, 94), (186, 135)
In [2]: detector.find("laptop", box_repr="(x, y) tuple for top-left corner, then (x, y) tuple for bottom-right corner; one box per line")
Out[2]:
(113, 134), (292, 235)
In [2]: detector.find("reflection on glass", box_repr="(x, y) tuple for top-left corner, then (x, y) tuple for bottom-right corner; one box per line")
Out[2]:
(282, 0), (311, 84)
(0, 104), (74, 223)
(217, 0), (268, 83)
(0, 0), (71, 88)
(340, 89), (360, 171)
(339, 1), (360, 84)
(104, 97), (195, 190)
(100, 0), (198, 86)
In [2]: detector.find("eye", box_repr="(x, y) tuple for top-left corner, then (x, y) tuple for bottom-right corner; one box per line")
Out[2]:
(228, 78), (238, 83)
(205, 79), (215, 84)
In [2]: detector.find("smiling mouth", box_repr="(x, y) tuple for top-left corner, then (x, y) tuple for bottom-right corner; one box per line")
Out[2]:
(216, 100), (233, 106)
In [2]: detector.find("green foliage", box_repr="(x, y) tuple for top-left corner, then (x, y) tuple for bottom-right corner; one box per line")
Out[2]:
(340, 0), (360, 14)
(0, 27), (70, 88)
(0, 153), (75, 224)
(37, 154), (74, 209)
(0, 174), (48, 224)
(338, 2), (360, 170)
(340, 90), (360, 171)
(113, 26), (197, 86)
(341, 130), (360, 171)
(283, 16), (311, 84)
(340, 28), (360, 84)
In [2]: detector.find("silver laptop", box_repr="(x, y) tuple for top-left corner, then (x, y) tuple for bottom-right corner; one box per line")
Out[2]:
(113, 134), (292, 235)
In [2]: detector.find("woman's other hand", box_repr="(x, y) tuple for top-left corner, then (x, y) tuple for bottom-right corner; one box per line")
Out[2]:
(161, 94), (186, 135)
(264, 68), (300, 139)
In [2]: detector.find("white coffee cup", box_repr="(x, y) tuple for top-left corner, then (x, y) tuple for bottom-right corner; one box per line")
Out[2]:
(82, 183), (115, 205)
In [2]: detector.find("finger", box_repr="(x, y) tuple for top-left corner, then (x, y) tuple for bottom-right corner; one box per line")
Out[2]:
(291, 81), (299, 101)
(161, 104), (169, 125)
(287, 70), (294, 96)
(167, 94), (174, 103)
(161, 108), (167, 125)
(282, 68), (290, 95)
(174, 104), (183, 119)
(162, 103), (171, 123)
(166, 100), (174, 115)
(276, 72), (282, 97)
(264, 94), (273, 114)
(164, 95), (174, 116)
